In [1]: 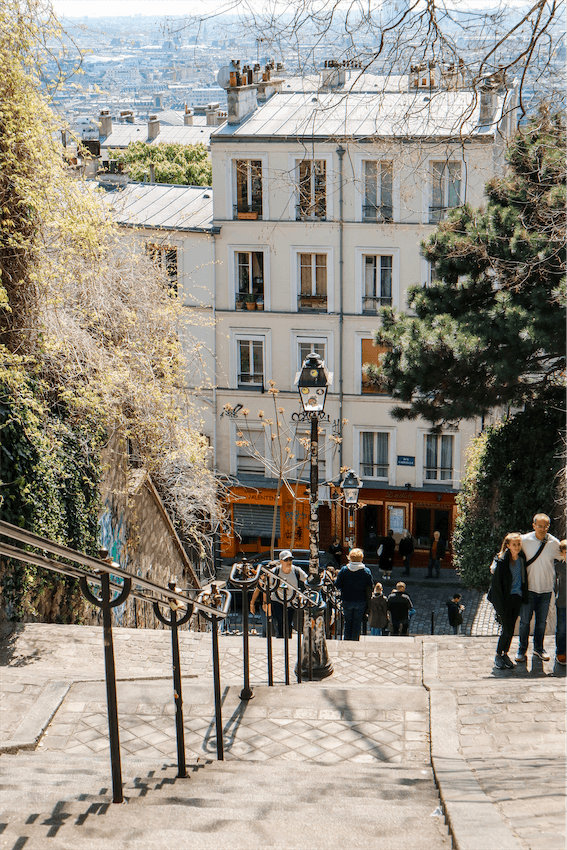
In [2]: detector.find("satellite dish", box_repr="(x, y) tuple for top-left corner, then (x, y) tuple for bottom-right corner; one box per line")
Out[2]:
(217, 66), (232, 89)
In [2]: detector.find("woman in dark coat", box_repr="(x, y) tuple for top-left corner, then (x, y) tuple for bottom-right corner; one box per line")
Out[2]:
(368, 582), (389, 635)
(378, 529), (396, 579)
(488, 532), (529, 669)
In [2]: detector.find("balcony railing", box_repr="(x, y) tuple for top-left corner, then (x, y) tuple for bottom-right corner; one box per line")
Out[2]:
(362, 295), (392, 313)
(362, 204), (393, 222)
(233, 203), (263, 220)
(298, 294), (327, 311)
(295, 204), (326, 222)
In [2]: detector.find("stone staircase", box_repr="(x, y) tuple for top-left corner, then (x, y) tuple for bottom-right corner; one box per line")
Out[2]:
(0, 750), (451, 849)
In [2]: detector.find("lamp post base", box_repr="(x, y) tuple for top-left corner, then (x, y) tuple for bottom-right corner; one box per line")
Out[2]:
(296, 608), (334, 680)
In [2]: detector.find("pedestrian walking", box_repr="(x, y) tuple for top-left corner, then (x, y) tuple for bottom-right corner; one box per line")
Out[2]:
(399, 529), (414, 576)
(378, 529), (396, 580)
(250, 550), (307, 638)
(446, 593), (465, 635)
(335, 548), (373, 641)
(555, 539), (566, 665)
(426, 531), (445, 578)
(387, 581), (413, 636)
(368, 582), (388, 635)
(488, 532), (528, 669)
(516, 513), (561, 663)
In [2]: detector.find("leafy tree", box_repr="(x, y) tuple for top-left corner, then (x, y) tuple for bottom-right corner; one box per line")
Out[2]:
(453, 405), (565, 590)
(108, 141), (212, 186)
(0, 0), (220, 620)
(368, 109), (565, 425)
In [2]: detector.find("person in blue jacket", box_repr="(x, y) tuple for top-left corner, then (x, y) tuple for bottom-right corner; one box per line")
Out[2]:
(335, 548), (373, 641)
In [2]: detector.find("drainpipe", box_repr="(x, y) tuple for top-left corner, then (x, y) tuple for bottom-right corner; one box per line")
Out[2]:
(336, 146), (345, 469)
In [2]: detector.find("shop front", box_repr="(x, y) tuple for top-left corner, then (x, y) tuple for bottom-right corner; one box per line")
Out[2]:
(220, 482), (312, 558)
(330, 487), (457, 569)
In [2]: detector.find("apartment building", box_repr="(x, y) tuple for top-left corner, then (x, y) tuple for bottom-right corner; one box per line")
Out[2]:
(107, 62), (516, 567)
(207, 63), (516, 564)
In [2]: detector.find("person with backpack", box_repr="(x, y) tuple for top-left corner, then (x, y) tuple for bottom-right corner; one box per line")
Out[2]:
(387, 581), (413, 636)
(250, 550), (307, 638)
(446, 593), (465, 634)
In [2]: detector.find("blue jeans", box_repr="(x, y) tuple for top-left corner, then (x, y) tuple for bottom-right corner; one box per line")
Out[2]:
(403, 555), (411, 575)
(427, 558), (440, 577)
(370, 627), (385, 636)
(556, 607), (566, 655)
(342, 601), (367, 641)
(518, 591), (552, 654)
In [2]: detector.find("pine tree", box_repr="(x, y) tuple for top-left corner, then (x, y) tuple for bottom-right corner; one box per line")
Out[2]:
(370, 108), (566, 425)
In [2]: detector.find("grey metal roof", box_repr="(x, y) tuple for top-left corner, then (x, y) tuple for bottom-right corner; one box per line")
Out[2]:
(102, 123), (214, 150)
(213, 90), (500, 141)
(103, 182), (214, 231)
(281, 73), (410, 94)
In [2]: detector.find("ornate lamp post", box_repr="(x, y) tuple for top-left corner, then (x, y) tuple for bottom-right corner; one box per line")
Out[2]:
(293, 352), (333, 679)
(340, 468), (362, 551)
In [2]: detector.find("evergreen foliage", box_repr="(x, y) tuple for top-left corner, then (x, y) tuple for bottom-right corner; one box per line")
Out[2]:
(369, 109), (566, 425)
(453, 406), (565, 590)
(108, 141), (212, 186)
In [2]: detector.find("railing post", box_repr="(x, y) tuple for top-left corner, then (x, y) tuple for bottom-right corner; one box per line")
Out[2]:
(152, 581), (193, 779)
(197, 583), (231, 761)
(79, 560), (131, 805)
(229, 561), (261, 701)
(431, 611), (435, 635)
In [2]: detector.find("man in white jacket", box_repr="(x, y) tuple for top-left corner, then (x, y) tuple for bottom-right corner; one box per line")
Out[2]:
(516, 513), (561, 662)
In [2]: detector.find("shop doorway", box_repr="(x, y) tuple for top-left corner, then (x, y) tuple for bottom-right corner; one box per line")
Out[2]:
(415, 508), (450, 548)
(361, 504), (383, 559)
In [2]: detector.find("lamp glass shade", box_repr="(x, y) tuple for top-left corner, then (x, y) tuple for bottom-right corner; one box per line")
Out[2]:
(343, 487), (359, 505)
(295, 352), (331, 412)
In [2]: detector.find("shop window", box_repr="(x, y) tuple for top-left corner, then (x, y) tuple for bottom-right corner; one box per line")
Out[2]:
(415, 508), (450, 548)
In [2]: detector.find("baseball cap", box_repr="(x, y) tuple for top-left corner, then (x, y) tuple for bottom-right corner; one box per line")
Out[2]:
(279, 550), (293, 561)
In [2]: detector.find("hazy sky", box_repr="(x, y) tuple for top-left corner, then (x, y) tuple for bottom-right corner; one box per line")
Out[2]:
(52, 0), (529, 19)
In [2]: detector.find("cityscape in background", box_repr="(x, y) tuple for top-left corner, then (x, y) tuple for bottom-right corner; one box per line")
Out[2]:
(50, 9), (565, 141)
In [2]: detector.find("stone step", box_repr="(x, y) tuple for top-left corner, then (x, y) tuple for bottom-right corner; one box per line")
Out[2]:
(0, 752), (451, 849)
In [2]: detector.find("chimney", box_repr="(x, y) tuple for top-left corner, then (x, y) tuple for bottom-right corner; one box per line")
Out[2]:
(409, 60), (437, 90)
(149, 163), (155, 183)
(479, 71), (505, 125)
(205, 102), (221, 125)
(148, 115), (160, 140)
(120, 109), (135, 124)
(184, 104), (194, 125)
(98, 109), (112, 138)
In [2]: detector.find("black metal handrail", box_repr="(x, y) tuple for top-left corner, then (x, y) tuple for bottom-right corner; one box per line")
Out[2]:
(0, 520), (230, 802)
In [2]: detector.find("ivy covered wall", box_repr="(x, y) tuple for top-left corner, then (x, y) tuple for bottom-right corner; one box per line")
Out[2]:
(453, 406), (565, 591)
(0, 373), (104, 623)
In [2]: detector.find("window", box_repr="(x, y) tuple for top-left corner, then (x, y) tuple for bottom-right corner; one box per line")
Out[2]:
(363, 255), (392, 312)
(298, 341), (326, 370)
(430, 161), (461, 223)
(424, 434), (454, 481)
(361, 339), (389, 394)
(297, 160), (326, 220)
(236, 427), (265, 474)
(146, 243), (178, 294)
(360, 431), (389, 478)
(363, 161), (393, 221)
(237, 339), (264, 388)
(237, 251), (264, 299)
(234, 160), (262, 219)
(299, 253), (327, 310)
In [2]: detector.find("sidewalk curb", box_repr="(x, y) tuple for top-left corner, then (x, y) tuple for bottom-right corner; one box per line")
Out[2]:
(0, 680), (70, 754)
(424, 642), (523, 850)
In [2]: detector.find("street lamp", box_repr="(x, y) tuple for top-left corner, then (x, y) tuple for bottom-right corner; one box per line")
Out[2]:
(340, 468), (362, 551)
(294, 352), (333, 680)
